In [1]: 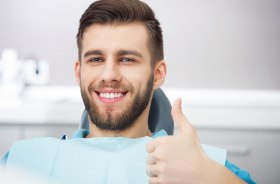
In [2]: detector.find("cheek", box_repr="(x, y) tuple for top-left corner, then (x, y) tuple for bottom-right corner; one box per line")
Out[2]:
(121, 68), (141, 80)
(121, 69), (152, 91)
(80, 67), (101, 83)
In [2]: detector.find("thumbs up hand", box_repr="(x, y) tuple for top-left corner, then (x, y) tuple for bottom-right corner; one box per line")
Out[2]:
(146, 98), (245, 184)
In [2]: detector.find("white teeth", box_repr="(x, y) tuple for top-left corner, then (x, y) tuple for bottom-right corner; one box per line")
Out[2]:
(100, 92), (124, 99)
(105, 93), (110, 98)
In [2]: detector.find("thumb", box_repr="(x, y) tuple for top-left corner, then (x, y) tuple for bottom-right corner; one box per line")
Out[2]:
(171, 98), (192, 135)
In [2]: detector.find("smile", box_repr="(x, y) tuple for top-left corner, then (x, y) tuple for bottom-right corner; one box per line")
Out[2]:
(95, 90), (128, 103)
(99, 92), (124, 99)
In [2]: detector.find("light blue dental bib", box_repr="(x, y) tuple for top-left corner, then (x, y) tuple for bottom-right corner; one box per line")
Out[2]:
(7, 137), (151, 184)
(6, 130), (226, 184)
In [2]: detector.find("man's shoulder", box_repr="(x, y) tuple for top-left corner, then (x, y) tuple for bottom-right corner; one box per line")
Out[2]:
(6, 137), (62, 164)
(13, 137), (60, 144)
(10, 137), (61, 152)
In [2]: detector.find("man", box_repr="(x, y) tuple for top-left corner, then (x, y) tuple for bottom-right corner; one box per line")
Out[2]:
(1, 0), (255, 183)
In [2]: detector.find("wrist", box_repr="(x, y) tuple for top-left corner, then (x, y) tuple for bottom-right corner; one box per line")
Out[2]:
(204, 159), (246, 184)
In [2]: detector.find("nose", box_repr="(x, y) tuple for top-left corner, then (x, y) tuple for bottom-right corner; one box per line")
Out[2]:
(100, 59), (121, 83)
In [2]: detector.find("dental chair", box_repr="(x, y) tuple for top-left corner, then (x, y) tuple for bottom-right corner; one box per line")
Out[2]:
(80, 88), (174, 135)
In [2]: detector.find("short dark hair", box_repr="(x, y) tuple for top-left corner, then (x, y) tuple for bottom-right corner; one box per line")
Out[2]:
(76, 0), (163, 66)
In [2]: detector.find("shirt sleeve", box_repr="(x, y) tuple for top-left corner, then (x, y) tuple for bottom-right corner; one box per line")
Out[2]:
(225, 160), (256, 184)
(0, 152), (9, 168)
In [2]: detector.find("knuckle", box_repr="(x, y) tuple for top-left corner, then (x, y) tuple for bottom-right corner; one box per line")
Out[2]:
(151, 151), (161, 161)
(150, 155), (158, 164)
(154, 151), (165, 162)
(156, 176), (165, 184)
(157, 138), (166, 146)
(157, 162), (167, 173)
(149, 177), (159, 184)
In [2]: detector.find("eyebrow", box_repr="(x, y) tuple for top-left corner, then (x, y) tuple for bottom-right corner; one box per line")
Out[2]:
(83, 49), (143, 58)
(83, 50), (103, 58)
(117, 50), (143, 58)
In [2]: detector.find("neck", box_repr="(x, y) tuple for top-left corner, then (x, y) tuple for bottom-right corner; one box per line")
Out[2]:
(86, 107), (152, 138)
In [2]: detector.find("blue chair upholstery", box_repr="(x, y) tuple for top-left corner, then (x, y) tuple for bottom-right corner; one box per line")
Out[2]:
(80, 88), (174, 135)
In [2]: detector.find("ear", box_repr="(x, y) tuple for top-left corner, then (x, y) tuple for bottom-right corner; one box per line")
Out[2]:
(74, 60), (81, 85)
(153, 60), (166, 89)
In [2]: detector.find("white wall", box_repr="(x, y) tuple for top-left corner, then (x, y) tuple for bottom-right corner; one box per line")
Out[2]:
(0, 0), (279, 89)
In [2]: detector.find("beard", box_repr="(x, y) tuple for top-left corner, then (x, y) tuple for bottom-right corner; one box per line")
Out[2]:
(80, 74), (154, 131)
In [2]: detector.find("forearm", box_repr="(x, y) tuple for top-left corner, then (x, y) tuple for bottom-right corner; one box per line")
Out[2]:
(205, 160), (246, 184)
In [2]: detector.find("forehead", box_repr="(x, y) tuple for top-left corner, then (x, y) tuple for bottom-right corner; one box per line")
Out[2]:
(81, 22), (150, 57)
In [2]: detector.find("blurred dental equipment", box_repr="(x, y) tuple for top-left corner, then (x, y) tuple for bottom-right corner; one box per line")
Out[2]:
(0, 49), (50, 98)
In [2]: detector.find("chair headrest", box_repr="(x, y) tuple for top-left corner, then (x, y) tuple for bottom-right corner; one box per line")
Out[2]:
(80, 88), (174, 135)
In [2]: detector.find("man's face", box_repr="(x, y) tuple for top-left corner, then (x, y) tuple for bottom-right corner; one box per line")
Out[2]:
(76, 23), (155, 131)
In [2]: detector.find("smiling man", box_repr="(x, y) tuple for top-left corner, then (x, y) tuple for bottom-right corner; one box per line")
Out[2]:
(76, 22), (160, 138)
(1, 0), (255, 183)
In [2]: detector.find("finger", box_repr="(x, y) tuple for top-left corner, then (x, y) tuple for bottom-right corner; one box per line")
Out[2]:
(146, 136), (168, 153)
(149, 176), (159, 184)
(146, 165), (159, 177)
(171, 98), (193, 135)
(146, 140), (157, 153)
(146, 154), (157, 165)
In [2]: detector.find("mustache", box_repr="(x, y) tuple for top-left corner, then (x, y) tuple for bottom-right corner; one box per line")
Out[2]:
(88, 81), (134, 92)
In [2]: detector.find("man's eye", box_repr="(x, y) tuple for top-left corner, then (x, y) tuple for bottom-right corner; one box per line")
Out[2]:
(119, 58), (135, 62)
(88, 57), (104, 62)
